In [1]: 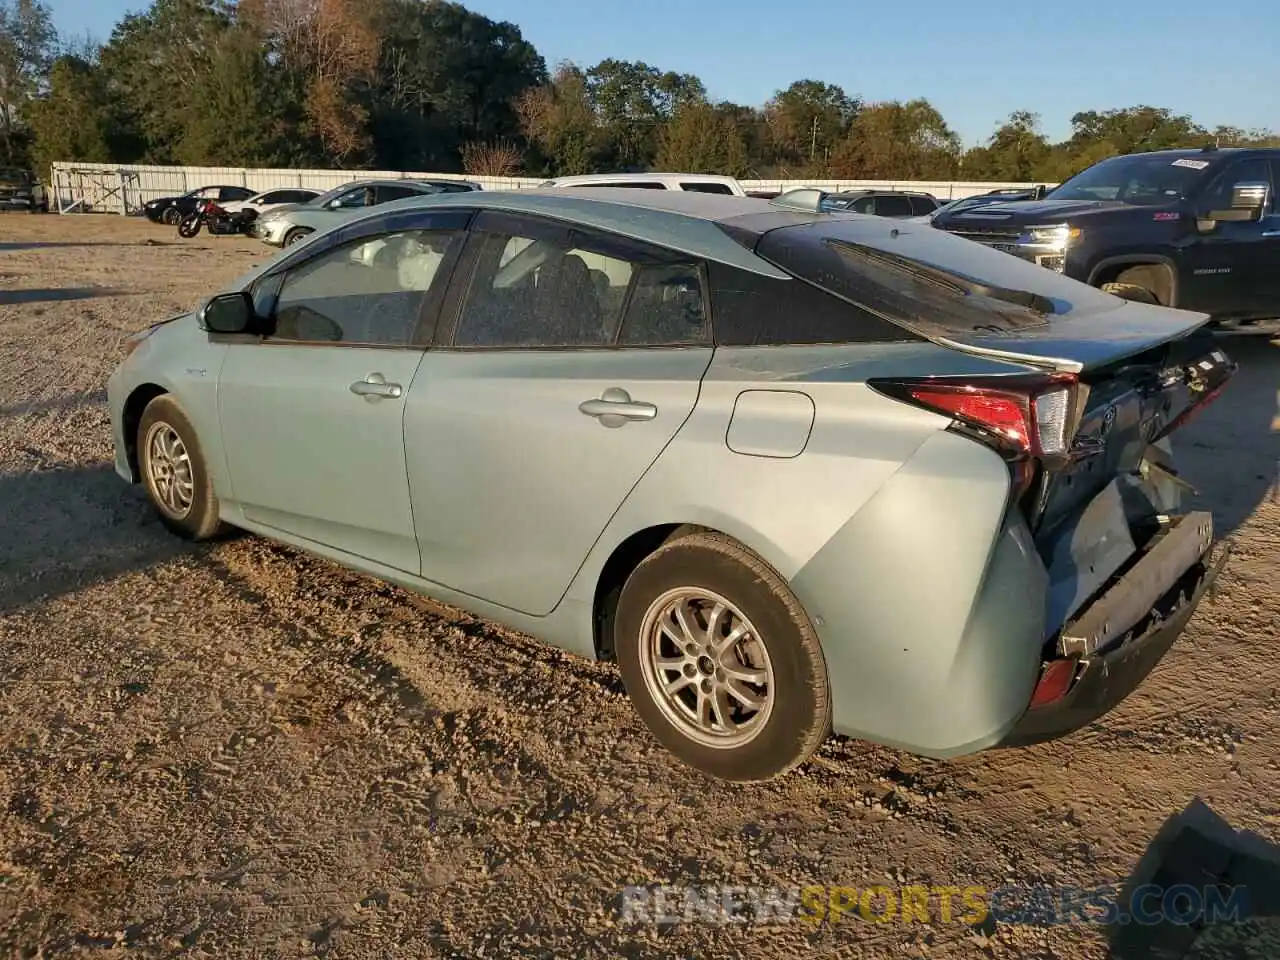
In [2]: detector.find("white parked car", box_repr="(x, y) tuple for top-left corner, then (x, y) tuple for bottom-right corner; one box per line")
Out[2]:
(538, 173), (747, 197)
(221, 188), (322, 217)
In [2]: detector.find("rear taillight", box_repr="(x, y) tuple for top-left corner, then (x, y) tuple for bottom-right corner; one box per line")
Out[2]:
(870, 373), (1079, 458)
(870, 373), (1080, 505)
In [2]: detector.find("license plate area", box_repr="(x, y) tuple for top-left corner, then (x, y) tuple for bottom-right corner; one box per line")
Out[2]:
(1058, 510), (1214, 657)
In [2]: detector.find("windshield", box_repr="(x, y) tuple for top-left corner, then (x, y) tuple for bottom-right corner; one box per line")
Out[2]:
(1049, 154), (1213, 205)
(312, 183), (367, 206)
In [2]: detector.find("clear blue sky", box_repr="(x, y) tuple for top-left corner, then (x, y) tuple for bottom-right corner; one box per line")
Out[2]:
(48, 0), (1280, 146)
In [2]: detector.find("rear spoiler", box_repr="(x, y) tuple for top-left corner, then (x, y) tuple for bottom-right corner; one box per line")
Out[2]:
(931, 300), (1214, 374)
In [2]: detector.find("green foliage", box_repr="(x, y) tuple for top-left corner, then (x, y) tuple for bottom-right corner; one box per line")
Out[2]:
(4, 0), (1278, 183)
(0, 0), (56, 164)
(368, 0), (546, 172)
(25, 55), (113, 173)
(657, 101), (748, 177)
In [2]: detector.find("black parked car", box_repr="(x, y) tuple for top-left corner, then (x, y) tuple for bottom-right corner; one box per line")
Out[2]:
(930, 146), (1280, 334)
(820, 190), (941, 218)
(142, 185), (257, 225)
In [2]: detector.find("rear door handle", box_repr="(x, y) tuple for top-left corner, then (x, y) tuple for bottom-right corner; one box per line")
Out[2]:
(349, 372), (402, 401)
(579, 387), (657, 427)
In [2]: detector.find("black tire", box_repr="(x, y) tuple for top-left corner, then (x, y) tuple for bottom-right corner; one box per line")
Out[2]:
(137, 395), (225, 541)
(283, 227), (313, 247)
(161, 206), (182, 226)
(1100, 265), (1168, 305)
(614, 530), (831, 782)
(177, 214), (202, 238)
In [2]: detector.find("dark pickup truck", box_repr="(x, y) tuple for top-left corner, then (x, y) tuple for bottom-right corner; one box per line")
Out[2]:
(931, 147), (1280, 334)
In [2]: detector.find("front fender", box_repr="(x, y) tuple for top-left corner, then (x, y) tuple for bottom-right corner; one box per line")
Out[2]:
(108, 317), (231, 500)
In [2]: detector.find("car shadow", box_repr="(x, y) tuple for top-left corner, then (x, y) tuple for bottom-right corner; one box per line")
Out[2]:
(0, 390), (107, 417)
(0, 464), (199, 615)
(1176, 337), (1280, 540)
(0, 241), (181, 252)
(0, 287), (121, 305)
(1108, 798), (1280, 958)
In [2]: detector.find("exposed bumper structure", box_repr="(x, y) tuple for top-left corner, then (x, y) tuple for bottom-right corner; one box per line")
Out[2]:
(1000, 530), (1230, 748)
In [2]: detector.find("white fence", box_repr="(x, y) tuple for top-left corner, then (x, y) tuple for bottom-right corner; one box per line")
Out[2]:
(49, 161), (1053, 215)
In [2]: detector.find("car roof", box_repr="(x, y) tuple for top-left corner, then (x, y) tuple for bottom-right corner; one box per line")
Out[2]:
(341, 187), (876, 278)
(544, 172), (740, 184)
(829, 189), (933, 199)
(1110, 147), (1245, 160)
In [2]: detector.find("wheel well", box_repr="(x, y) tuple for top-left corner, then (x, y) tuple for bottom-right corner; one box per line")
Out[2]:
(1092, 260), (1175, 306)
(592, 523), (710, 661)
(121, 383), (168, 481)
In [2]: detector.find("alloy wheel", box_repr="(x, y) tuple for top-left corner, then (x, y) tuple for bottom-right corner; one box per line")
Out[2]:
(143, 421), (195, 519)
(637, 587), (775, 748)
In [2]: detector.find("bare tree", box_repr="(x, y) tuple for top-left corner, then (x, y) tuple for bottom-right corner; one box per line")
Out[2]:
(460, 138), (522, 177)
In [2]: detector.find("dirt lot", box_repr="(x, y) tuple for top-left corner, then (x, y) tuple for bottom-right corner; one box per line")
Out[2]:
(1, 213), (1278, 959)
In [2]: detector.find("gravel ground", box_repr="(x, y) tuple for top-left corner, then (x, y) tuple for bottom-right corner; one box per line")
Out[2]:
(1, 214), (1278, 959)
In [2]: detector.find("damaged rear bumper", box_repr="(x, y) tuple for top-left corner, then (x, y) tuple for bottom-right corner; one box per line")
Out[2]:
(999, 518), (1230, 748)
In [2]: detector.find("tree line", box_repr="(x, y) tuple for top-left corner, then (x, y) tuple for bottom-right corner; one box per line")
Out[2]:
(3, 0), (1277, 182)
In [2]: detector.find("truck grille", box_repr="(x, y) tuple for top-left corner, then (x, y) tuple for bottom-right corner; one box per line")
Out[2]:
(939, 226), (1024, 252)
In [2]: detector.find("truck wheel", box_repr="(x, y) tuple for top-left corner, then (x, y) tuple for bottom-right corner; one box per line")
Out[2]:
(614, 530), (831, 782)
(1101, 266), (1167, 305)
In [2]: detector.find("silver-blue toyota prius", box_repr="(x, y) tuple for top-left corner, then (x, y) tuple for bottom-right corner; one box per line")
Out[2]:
(108, 188), (1234, 781)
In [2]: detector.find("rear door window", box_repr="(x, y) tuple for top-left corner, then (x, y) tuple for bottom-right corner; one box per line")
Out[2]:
(453, 226), (631, 348)
(618, 264), (708, 344)
(376, 184), (423, 204)
(873, 195), (914, 217)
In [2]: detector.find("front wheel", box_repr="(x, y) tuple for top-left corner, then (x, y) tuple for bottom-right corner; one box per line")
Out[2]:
(137, 395), (225, 540)
(283, 227), (313, 247)
(614, 530), (831, 782)
(177, 215), (202, 238)
(161, 206), (181, 226)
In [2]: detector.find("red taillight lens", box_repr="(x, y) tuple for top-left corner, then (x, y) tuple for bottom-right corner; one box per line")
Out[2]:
(907, 386), (1032, 449)
(1028, 658), (1078, 708)
(871, 374), (1078, 458)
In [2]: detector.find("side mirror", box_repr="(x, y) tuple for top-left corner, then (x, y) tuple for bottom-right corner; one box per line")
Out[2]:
(199, 291), (256, 334)
(1204, 180), (1268, 224)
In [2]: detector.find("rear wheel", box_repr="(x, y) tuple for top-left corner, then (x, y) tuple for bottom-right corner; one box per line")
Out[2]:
(1100, 265), (1169, 305)
(614, 530), (831, 782)
(137, 395), (224, 541)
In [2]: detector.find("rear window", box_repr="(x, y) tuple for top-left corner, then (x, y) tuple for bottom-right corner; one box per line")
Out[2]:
(680, 182), (735, 195)
(872, 195), (914, 217)
(909, 196), (939, 215)
(754, 219), (1085, 336)
(577, 181), (669, 190)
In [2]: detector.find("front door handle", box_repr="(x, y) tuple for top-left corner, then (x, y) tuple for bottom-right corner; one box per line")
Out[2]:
(349, 372), (403, 401)
(579, 387), (657, 427)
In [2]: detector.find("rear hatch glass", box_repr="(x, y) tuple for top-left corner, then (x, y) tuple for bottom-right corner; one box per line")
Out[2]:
(756, 216), (1124, 337)
(752, 216), (1210, 371)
